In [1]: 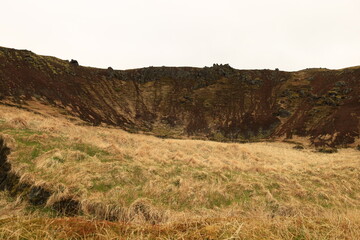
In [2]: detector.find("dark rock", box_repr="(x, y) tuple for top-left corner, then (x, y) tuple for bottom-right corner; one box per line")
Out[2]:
(107, 67), (116, 79)
(317, 147), (338, 153)
(275, 108), (291, 118)
(327, 91), (338, 97)
(28, 186), (51, 205)
(335, 81), (346, 87)
(293, 145), (304, 150)
(323, 98), (337, 106)
(70, 59), (79, 66)
(248, 79), (263, 86)
(299, 90), (308, 97)
(342, 88), (352, 94)
(280, 89), (291, 97)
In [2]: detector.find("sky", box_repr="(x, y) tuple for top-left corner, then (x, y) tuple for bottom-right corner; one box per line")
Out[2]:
(1, 0), (360, 71)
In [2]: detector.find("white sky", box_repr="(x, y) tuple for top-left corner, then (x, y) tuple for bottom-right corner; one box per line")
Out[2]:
(1, 0), (359, 71)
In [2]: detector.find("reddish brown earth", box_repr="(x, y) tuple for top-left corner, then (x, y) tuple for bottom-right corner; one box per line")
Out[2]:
(0, 46), (359, 146)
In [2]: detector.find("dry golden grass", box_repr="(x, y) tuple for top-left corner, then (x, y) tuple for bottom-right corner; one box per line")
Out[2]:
(0, 103), (360, 239)
(1, 211), (360, 239)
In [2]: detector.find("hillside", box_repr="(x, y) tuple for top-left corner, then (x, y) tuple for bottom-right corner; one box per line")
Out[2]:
(0, 46), (359, 147)
(1, 46), (360, 239)
(1, 104), (360, 239)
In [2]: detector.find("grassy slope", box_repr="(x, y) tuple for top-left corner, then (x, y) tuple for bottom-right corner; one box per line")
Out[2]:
(0, 103), (360, 239)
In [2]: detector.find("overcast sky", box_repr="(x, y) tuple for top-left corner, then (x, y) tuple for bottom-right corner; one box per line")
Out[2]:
(1, 0), (359, 71)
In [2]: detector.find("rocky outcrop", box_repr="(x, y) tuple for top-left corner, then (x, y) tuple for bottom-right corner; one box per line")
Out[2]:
(0, 46), (359, 146)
